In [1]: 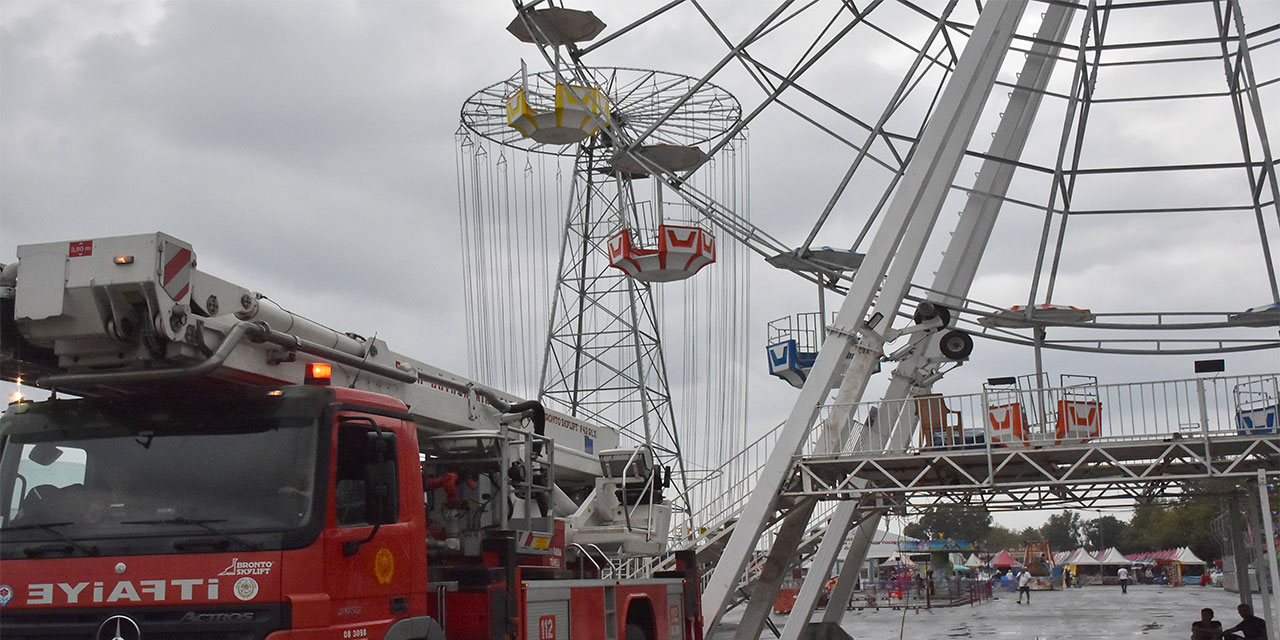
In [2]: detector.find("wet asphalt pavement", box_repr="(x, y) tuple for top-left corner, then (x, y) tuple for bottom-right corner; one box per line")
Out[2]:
(713, 583), (1275, 639)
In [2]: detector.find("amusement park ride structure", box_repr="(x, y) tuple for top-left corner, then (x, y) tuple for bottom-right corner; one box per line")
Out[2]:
(459, 18), (752, 546)
(475, 0), (1280, 639)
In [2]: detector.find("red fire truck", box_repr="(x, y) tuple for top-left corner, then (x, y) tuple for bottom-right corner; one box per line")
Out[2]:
(0, 233), (702, 640)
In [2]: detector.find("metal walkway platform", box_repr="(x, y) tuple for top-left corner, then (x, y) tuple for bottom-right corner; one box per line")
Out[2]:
(789, 433), (1280, 510)
(786, 373), (1280, 512)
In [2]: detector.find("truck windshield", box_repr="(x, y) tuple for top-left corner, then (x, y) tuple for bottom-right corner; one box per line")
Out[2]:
(0, 388), (326, 555)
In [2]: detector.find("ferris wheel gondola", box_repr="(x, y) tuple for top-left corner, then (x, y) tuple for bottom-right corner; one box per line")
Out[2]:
(605, 143), (716, 283)
(506, 81), (611, 145)
(607, 224), (715, 283)
(505, 7), (605, 46)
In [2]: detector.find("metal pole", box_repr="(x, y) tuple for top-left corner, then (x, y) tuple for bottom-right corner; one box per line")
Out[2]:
(821, 510), (885, 624)
(1197, 377), (1213, 475)
(1255, 470), (1279, 639)
(1034, 326), (1048, 432)
(818, 278), (827, 347)
(701, 2), (1030, 633)
(1229, 493), (1255, 610)
(776, 503), (864, 640)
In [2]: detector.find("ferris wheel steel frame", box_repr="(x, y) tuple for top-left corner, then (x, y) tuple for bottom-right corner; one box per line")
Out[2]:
(510, 1), (1280, 637)
(506, 0), (1280, 636)
(527, 0), (1280, 357)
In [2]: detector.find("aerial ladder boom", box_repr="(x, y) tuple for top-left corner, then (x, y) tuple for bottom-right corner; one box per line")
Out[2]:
(0, 232), (618, 489)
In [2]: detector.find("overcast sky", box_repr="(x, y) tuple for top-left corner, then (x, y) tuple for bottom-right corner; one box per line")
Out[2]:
(3, 0), (1278, 532)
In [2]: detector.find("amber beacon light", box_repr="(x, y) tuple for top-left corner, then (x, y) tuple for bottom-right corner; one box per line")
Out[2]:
(305, 362), (333, 385)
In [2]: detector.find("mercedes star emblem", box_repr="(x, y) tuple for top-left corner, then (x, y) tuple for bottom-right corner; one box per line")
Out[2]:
(96, 614), (141, 640)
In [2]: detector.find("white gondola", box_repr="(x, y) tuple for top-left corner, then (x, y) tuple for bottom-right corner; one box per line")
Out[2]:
(506, 7), (605, 46)
(609, 144), (708, 175)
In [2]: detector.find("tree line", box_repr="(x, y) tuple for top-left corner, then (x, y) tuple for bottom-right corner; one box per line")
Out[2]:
(902, 500), (1226, 562)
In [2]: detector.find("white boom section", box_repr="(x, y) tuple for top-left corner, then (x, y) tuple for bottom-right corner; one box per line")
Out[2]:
(700, 1), (1028, 635)
(2, 233), (617, 482)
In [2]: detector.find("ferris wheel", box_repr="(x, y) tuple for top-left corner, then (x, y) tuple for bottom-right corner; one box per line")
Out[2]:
(500, 0), (1278, 361)
(478, 0), (1280, 636)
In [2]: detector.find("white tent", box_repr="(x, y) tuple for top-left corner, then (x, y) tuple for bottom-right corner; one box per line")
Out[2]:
(1062, 548), (1101, 566)
(1094, 547), (1130, 565)
(963, 553), (983, 568)
(1093, 547), (1132, 581)
(883, 551), (916, 567)
(1062, 549), (1103, 585)
(1171, 547), (1208, 585)
(1173, 547), (1206, 565)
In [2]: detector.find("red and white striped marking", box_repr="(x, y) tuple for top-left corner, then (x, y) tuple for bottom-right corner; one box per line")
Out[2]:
(161, 241), (192, 303)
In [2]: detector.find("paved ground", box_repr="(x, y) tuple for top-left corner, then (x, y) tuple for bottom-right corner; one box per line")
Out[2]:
(713, 584), (1272, 639)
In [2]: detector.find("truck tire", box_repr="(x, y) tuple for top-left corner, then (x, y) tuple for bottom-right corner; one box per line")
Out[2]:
(625, 622), (648, 640)
(381, 616), (445, 640)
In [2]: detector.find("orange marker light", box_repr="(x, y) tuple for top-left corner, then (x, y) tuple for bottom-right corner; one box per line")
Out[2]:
(305, 362), (332, 385)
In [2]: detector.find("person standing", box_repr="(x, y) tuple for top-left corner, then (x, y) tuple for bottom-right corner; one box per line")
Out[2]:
(1117, 566), (1130, 594)
(1223, 604), (1267, 640)
(1016, 570), (1032, 604)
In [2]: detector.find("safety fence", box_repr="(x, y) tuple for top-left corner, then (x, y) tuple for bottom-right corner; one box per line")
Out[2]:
(843, 577), (994, 610)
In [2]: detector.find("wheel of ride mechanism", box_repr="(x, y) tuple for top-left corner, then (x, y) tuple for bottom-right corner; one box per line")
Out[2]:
(912, 301), (951, 328)
(625, 623), (647, 640)
(938, 330), (973, 361)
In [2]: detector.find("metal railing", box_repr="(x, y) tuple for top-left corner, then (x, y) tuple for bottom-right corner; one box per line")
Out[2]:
(766, 312), (830, 353)
(844, 577), (994, 610)
(675, 419), (787, 550)
(813, 373), (1279, 457)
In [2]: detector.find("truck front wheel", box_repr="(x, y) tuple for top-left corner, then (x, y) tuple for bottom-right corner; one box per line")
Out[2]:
(625, 622), (648, 640)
